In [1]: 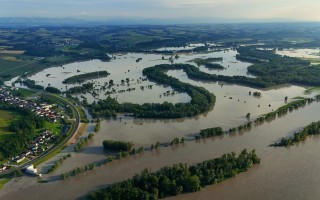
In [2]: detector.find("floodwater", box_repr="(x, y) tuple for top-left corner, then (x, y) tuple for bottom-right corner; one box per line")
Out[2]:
(276, 48), (320, 59)
(2, 47), (320, 200)
(1, 101), (320, 200)
(8, 48), (254, 104)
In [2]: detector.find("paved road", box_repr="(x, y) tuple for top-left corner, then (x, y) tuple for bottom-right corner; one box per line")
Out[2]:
(1, 92), (80, 176)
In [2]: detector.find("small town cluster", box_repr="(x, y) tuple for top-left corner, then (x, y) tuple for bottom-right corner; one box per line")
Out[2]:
(0, 87), (66, 174)
(0, 88), (64, 123)
(14, 130), (55, 163)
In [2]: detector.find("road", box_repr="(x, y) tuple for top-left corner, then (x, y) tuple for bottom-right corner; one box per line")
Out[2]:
(1, 92), (80, 176)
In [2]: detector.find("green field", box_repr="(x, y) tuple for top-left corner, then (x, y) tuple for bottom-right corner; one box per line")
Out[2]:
(0, 105), (61, 141)
(13, 88), (37, 97)
(0, 58), (45, 80)
(43, 121), (62, 136)
(76, 106), (88, 123)
(0, 110), (21, 141)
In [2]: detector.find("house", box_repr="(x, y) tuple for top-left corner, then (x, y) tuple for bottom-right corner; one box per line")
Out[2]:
(0, 165), (7, 172)
(16, 156), (26, 163)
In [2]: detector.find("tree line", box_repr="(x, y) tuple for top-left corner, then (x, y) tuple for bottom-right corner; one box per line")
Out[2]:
(89, 64), (216, 119)
(45, 86), (61, 94)
(87, 61), (320, 119)
(103, 140), (134, 152)
(63, 71), (110, 84)
(21, 79), (44, 90)
(199, 127), (224, 138)
(87, 149), (260, 200)
(190, 57), (224, 70)
(237, 47), (320, 86)
(255, 98), (313, 124)
(67, 82), (94, 94)
(272, 121), (320, 147)
(74, 133), (94, 152)
(46, 153), (71, 174)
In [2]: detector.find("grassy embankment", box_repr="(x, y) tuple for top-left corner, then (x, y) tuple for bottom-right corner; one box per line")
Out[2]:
(0, 178), (11, 189)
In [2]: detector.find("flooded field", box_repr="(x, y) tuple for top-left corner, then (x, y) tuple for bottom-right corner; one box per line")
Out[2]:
(276, 48), (320, 59)
(2, 46), (320, 200)
(8, 48), (253, 104)
(30, 72), (317, 177)
(1, 101), (320, 200)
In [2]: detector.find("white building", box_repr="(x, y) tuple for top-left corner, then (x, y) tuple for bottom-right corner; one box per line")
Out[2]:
(25, 165), (38, 175)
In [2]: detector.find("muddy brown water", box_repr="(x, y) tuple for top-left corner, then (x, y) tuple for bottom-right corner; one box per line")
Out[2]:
(2, 48), (320, 200)
(1, 101), (320, 200)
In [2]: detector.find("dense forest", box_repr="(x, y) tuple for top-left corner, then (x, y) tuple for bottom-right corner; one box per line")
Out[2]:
(0, 103), (46, 160)
(87, 149), (260, 200)
(272, 121), (320, 147)
(237, 47), (320, 86)
(63, 71), (110, 84)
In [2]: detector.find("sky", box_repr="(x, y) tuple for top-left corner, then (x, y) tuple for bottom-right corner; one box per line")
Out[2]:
(1, 0), (320, 22)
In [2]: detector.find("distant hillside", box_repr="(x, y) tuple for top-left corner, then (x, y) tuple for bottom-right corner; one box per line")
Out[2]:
(1, 17), (319, 28)
(0, 18), (96, 28)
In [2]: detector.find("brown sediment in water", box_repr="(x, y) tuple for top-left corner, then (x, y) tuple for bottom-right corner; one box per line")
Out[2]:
(1, 102), (320, 200)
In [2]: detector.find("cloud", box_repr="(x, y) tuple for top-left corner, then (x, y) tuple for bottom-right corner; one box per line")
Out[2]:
(0, 0), (319, 21)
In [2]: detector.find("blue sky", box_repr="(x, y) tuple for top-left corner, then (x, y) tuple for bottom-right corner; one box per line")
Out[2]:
(1, 0), (320, 22)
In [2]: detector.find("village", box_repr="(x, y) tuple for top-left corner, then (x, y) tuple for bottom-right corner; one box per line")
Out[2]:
(0, 87), (66, 175)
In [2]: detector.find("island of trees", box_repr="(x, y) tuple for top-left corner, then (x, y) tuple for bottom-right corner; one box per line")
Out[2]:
(62, 71), (109, 84)
(87, 149), (260, 200)
(103, 140), (134, 152)
(190, 58), (224, 70)
(67, 82), (94, 94)
(199, 127), (224, 138)
(272, 121), (320, 147)
(202, 63), (225, 70)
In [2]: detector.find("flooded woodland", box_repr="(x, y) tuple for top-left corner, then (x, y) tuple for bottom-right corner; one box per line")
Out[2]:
(2, 47), (320, 200)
